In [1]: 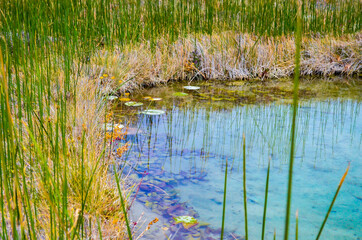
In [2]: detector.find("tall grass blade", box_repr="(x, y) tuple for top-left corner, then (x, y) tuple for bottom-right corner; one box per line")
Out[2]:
(284, 2), (302, 240)
(261, 158), (271, 240)
(274, 228), (276, 240)
(242, 134), (248, 240)
(220, 159), (228, 240)
(296, 210), (299, 240)
(113, 165), (133, 240)
(315, 164), (350, 240)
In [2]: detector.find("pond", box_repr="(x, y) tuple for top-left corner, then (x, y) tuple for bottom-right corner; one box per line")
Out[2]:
(114, 79), (361, 240)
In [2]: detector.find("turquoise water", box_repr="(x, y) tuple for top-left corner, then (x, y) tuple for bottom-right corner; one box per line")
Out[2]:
(119, 86), (361, 239)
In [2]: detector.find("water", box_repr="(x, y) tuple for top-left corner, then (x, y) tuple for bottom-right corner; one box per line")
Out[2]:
(116, 81), (361, 240)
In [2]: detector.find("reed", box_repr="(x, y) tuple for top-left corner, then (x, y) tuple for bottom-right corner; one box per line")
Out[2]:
(295, 210), (299, 240)
(261, 158), (271, 240)
(242, 134), (249, 240)
(284, 2), (302, 239)
(316, 164), (350, 240)
(220, 159), (228, 240)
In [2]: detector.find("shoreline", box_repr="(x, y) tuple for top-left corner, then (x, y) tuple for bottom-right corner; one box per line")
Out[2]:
(88, 33), (361, 94)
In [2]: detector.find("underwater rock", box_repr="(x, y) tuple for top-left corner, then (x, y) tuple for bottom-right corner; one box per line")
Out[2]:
(167, 203), (190, 217)
(137, 196), (147, 203)
(124, 127), (142, 135)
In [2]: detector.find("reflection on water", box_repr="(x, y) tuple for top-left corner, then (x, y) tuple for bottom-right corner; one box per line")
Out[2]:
(117, 82), (361, 240)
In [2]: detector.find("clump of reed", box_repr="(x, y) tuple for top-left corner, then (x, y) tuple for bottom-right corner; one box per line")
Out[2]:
(0, 50), (133, 238)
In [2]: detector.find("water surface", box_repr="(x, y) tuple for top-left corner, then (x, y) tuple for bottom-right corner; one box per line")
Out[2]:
(117, 80), (361, 240)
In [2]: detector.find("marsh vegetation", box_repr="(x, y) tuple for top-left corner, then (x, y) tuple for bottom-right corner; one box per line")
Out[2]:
(0, 0), (360, 239)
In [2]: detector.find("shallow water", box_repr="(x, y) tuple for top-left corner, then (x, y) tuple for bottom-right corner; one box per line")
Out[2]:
(117, 80), (361, 240)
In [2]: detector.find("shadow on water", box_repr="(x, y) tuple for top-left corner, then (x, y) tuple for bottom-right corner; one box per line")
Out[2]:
(115, 80), (361, 240)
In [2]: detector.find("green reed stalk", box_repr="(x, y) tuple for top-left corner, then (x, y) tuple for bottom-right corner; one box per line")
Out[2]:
(261, 158), (271, 240)
(316, 164), (350, 240)
(114, 165), (133, 240)
(97, 215), (103, 240)
(220, 159), (228, 240)
(295, 210), (299, 240)
(243, 134), (248, 240)
(274, 229), (276, 240)
(284, 2), (302, 240)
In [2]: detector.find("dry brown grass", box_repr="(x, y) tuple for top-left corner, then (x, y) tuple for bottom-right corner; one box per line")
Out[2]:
(89, 33), (361, 94)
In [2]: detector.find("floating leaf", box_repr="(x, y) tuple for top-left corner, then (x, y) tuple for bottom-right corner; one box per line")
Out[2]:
(124, 101), (143, 107)
(119, 97), (131, 101)
(104, 123), (124, 132)
(151, 97), (162, 101)
(174, 216), (198, 229)
(140, 109), (165, 115)
(107, 96), (118, 101)
(173, 92), (188, 97)
(183, 86), (200, 90)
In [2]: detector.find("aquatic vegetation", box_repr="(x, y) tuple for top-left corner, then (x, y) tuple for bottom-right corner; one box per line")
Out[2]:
(173, 92), (189, 97)
(140, 109), (166, 115)
(108, 96), (118, 101)
(124, 101), (143, 107)
(183, 86), (200, 90)
(150, 97), (163, 101)
(174, 216), (198, 229)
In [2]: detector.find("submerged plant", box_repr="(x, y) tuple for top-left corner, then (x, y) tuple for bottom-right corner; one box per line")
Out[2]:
(174, 216), (198, 229)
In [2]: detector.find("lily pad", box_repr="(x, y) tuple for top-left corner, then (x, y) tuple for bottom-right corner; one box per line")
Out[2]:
(151, 97), (162, 101)
(173, 92), (188, 97)
(107, 96), (118, 101)
(174, 216), (198, 229)
(183, 86), (200, 90)
(104, 123), (124, 132)
(140, 109), (166, 115)
(124, 101), (143, 107)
